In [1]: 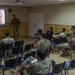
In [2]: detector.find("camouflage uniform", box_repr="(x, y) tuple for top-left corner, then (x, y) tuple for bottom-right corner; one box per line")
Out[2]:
(45, 39), (52, 57)
(59, 32), (67, 38)
(11, 18), (20, 38)
(53, 32), (67, 38)
(30, 39), (46, 52)
(34, 38), (46, 48)
(45, 39), (52, 49)
(2, 37), (14, 55)
(30, 38), (52, 52)
(67, 30), (74, 37)
(12, 56), (52, 75)
(2, 37), (14, 44)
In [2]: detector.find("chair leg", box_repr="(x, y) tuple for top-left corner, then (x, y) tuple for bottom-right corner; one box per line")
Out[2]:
(70, 51), (72, 60)
(2, 69), (4, 75)
(64, 69), (66, 75)
(61, 72), (62, 75)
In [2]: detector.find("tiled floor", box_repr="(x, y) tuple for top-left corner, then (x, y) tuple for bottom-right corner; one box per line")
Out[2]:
(0, 37), (75, 75)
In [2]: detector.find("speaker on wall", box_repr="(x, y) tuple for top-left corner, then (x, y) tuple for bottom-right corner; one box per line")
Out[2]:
(8, 8), (12, 13)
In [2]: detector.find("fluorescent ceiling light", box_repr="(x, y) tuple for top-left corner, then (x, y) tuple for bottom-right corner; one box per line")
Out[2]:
(59, 0), (64, 1)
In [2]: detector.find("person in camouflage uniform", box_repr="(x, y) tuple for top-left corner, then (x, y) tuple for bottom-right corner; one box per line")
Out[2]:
(10, 48), (52, 75)
(2, 32), (14, 44)
(30, 33), (52, 53)
(53, 28), (67, 38)
(10, 14), (20, 39)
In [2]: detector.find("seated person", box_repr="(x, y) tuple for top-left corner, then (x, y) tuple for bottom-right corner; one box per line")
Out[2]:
(10, 48), (52, 75)
(67, 26), (75, 37)
(30, 33), (52, 52)
(46, 27), (53, 40)
(53, 28), (67, 38)
(34, 33), (46, 49)
(2, 31), (14, 44)
(70, 27), (75, 42)
(56, 40), (75, 56)
(1, 32), (14, 56)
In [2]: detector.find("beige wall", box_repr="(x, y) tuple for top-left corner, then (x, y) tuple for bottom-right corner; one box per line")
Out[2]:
(0, 6), (28, 38)
(1, 3), (75, 38)
(28, 3), (75, 26)
(0, 6), (28, 23)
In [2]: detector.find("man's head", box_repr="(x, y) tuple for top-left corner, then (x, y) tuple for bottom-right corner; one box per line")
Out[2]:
(36, 48), (46, 60)
(5, 32), (9, 37)
(12, 14), (16, 19)
(50, 27), (53, 31)
(39, 33), (45, 39)
(61, 28), (65, 32)
(71, 26), (75, 31)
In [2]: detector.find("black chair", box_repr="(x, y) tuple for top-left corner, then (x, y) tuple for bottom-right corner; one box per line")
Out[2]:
(10, 46), (22, 57)
(55, 33), (60, 35)
(1, 43), (13, 58)
(0, 50), (4, 60)
(48, 62), (64, 75)
(14, 40), (24, 47)
(53, 38), (61, 45)
(24, 43), (33, 52)
(64, 43), (75, 60)
(64, 60), (75, 75)
(38, 29), (42, 34)
(2, 57), (20, 75)
(24, 51), (36, 60)
(34, 29), (42, 39)
(1, 43), (13, 51)
(60, 37), (67, 43)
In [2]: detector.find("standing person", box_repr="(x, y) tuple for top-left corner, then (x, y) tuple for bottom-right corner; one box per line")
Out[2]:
(46, 27), (53, 41)
(10, 14), (21, 39)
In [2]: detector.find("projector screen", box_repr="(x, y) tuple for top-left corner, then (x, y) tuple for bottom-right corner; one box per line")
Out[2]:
(0, 9), (6, 26)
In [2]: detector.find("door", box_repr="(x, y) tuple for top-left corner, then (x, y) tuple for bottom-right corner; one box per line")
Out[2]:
(28, 13), (44, 37)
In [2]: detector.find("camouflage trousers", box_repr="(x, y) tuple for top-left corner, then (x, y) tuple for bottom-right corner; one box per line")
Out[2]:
(13, 26), (20, 39)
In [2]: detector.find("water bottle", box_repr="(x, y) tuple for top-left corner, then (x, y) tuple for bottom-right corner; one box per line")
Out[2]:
(21, 58), (24, 63)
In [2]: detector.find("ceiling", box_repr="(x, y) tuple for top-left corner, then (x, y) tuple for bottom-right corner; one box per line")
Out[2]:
(0, 0), (75, 6)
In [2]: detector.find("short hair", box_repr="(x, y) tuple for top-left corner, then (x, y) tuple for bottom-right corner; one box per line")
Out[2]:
(40, 33), (46, 38)
(13, 14), (15, 17)
(5, 32), (9, 36)
(50, 27), (53, 31)
(72, 26), (75, 30)
(62, 28), (65, 32)
(37, 48), (46, 59)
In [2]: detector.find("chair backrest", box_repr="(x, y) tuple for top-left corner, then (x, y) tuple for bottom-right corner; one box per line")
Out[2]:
(5, 57), (20, 68)
(1, 43), (13, 50)
(60, 37), (67, 43)
(12, 47), (22, 55)
(14, 40), (24, 47)
(24, 51), (36, 60)
(53, 38), (61, 44)
(0, 50), (4, 60)
(38, 29), (42, 34)
(52, 62), (64, 74)
(2, 43), (13, 51)
(69, 60), (75, 68)
(24, 43), (33, 52)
